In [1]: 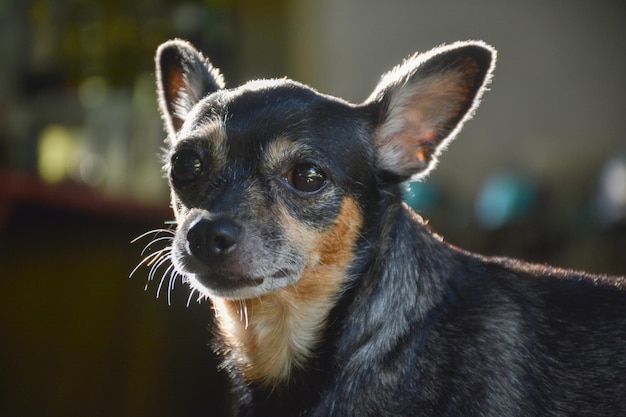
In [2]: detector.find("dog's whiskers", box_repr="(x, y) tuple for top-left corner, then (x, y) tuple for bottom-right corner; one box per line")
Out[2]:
(186, 288), (197, 307)
(129, 248), (169, 280)
(131, 225), (204, 307)
(155, 260), (175, 297)
(131, 228), (175, 244)
(167, 266), (180, 306)
(149, 251), (172, 282)
(236, 299), (250, 329)
(139, 236), (174, 256)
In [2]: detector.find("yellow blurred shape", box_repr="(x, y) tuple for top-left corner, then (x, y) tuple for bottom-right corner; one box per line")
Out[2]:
(38, 125), (80, 183)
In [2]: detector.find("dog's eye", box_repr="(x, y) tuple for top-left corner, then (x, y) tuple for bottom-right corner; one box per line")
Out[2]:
(287, 163), (327, 193)
(171, 149), (203, 183)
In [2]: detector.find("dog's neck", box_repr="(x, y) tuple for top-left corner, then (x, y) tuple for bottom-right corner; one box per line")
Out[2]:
(212, 281), (341, 386)
(332, 202), (457, 362)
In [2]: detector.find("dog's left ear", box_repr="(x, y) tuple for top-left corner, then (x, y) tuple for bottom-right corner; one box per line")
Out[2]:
(155, 39), (225, 140)
(364, 41), (496, 181)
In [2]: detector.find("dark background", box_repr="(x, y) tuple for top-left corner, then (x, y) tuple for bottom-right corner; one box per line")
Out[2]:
(1, 1), (625, 416)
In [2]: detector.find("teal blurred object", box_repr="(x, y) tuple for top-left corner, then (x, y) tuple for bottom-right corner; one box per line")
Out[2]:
(402, 180), (440, 214)
(475, 173), (537, 230)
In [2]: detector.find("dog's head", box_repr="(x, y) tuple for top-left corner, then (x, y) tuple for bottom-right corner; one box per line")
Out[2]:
(155, 39), (495, 300)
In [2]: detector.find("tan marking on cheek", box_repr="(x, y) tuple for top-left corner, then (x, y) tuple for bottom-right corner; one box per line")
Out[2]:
(212, 197), (363, 386)
(314, 197), (363, 273)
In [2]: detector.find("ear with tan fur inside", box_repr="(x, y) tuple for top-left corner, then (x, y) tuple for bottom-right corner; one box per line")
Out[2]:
(366, 41), (496, 181)
(155, 39), (225, 140)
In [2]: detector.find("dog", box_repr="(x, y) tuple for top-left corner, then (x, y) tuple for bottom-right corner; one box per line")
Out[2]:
(146, 38), (626, 416)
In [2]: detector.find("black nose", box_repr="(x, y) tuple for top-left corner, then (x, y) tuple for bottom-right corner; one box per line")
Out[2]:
(186, 218), (241, 262)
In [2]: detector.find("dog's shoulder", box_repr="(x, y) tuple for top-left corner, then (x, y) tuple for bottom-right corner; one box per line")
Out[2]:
(477, 253), (626, 298)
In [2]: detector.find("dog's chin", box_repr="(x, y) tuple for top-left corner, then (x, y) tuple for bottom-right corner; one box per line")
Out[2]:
(186, 270), (301, 300)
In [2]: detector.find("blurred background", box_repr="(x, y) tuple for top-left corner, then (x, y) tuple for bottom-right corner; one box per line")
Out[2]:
(1, 0), (625, 416)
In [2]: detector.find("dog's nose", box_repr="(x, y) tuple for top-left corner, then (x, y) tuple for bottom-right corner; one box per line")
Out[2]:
(186, 218), (241, 262)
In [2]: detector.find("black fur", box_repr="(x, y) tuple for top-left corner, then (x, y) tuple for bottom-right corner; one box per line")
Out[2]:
(150, 38), (626, 416)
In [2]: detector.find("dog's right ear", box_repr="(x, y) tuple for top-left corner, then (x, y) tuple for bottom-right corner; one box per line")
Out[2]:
(155, 39), (225, 140)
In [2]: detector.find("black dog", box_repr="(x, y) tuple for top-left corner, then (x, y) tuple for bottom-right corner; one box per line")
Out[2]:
(148, 38), (626, 416)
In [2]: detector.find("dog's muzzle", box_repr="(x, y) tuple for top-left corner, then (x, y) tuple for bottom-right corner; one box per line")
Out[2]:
(177, 216), (267, 295)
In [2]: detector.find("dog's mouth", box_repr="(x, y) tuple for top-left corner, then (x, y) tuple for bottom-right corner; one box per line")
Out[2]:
(194, 274), (264, 292)
(188, 268), (298, 298)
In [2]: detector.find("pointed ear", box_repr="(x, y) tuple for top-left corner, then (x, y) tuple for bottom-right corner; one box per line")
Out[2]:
(365, 41), (496, 181)
(155, 39), (225, 141)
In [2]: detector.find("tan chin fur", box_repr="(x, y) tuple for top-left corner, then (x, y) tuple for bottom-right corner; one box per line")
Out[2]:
(213, 197), (363, 386)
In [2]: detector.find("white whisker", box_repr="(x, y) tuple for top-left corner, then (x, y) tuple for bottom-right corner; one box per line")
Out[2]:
(140, 236), (174, 256)
(129, 249), (167, 279)
(156, 262), (175, 298)
(131, 228), (175, 244)
(237, 299), (250, 329)
(156, 271), (166, 297)
(149, 252), (172, 282)
(167, 268), (179, 306)
(186, 288), (197, 307)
